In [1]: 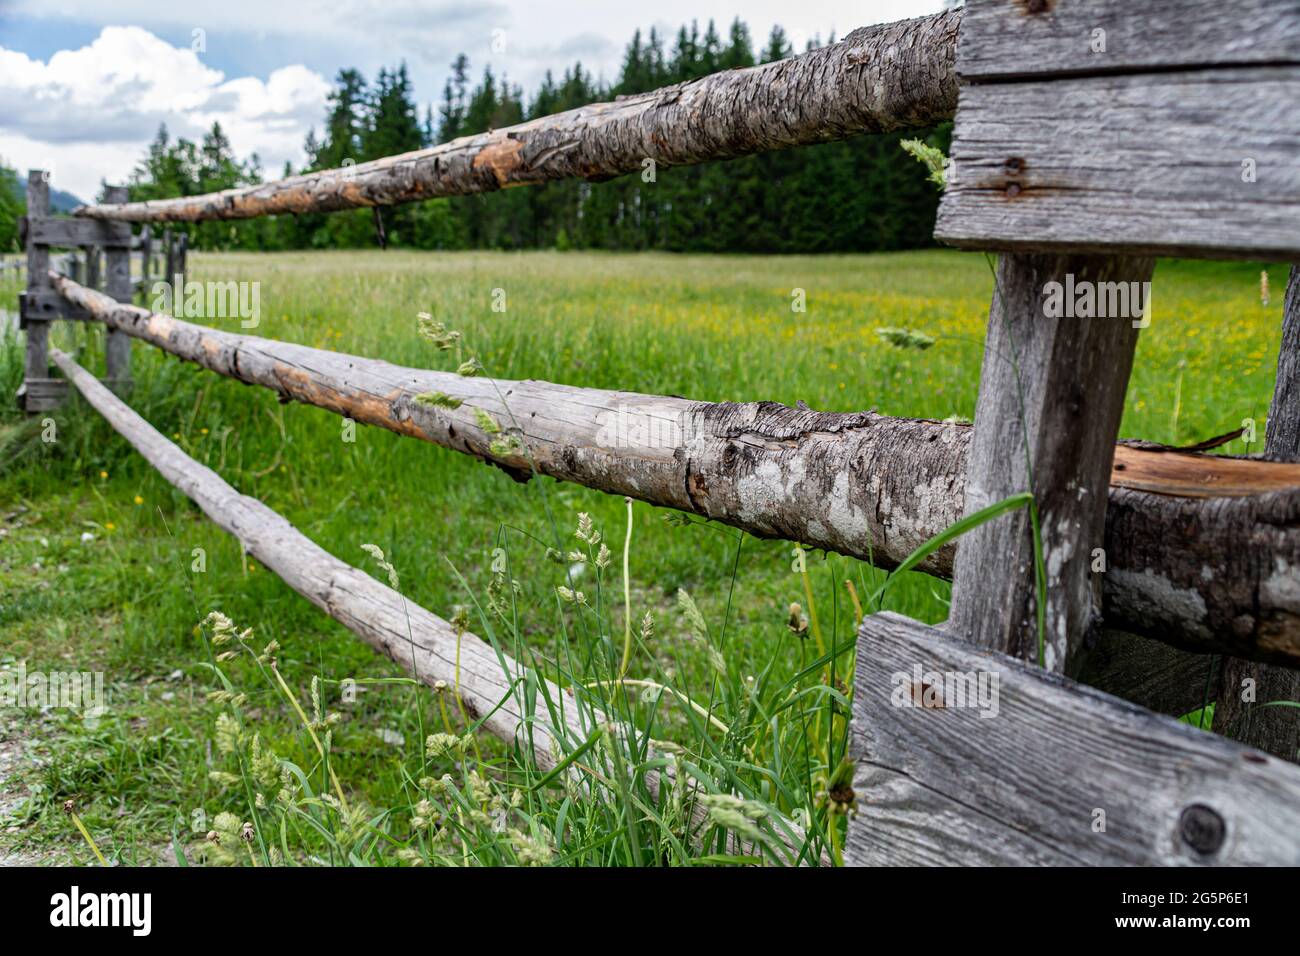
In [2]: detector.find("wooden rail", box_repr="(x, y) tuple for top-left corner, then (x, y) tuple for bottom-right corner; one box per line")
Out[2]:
(17, 0), (1300, 867)
(71, 10), (960, 223)
(49, 272), (1300, 668)
(49, 346), (822, 865)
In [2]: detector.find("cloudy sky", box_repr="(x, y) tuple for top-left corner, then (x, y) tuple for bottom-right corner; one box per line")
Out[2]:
(0, 0), (942, 201)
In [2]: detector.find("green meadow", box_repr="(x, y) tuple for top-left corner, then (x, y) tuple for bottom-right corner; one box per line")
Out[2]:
(0, 250), (1287, 865)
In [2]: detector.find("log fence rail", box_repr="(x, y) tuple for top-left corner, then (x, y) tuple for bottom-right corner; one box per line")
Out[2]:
(14, 1), (1300, 866)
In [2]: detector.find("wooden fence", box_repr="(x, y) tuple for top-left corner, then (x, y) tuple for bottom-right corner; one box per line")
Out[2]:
(15, 1), (1300, 866)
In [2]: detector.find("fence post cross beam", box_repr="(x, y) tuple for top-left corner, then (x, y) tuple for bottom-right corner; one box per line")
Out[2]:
(17, 169), (63, 412)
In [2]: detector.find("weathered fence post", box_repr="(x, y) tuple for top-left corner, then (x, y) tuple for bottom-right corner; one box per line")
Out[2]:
(1265, 267), (1300, 460)
(84, 245), (99, 289)
(16, 169), (61, 412)
(139, 225), (152, 304)
(846, 0), (1300, 865)
(162, 228), (174, 289)
(947, 253), (1154, 670)
(1213, 266), (1300, 761)
(103, 185), (133, 389)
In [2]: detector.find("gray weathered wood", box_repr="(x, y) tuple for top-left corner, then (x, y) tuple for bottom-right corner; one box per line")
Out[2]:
(49, 347), (818, 864)
(1266, 267), (1300, 462)
(19, 171), (52, 412)
(50, 344), (577, 753)
(139, 225), (153, 302)
(18, 378), (67, 408)
(957, 0), (1300, 82)
(1212, 268), (1300, 761)
(162, 229), (174, 284)
(176, 232), (188, 289)
(949, 253), (1153, 669)
(1214, 655), (1300, 762)
(20, 289), (93, 322)
(102, 186), (132, 388)
(29, 217), (131, 248)
(936, 67), (1300, 260)
(1075, 630), (1218, 718)
(46, 271), (1300, 665)
(72, 11), (961, 224)
(846, 612), (1300, 866)
(83, 246), (99, 289)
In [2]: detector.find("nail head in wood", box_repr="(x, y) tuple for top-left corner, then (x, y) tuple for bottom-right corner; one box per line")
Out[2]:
(1178, 803), (1226, 856)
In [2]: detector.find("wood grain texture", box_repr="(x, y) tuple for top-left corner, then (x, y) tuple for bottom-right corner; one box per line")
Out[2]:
(845, 612), (1300, 866)
(949, 253), (1152, 670)
(71, 11), (961, 224)
(1111, 443), (1300, 497)
(47, 272), (1300, 665)
(1213, 655), (1300, 762)
(47, 351), (569, 756)
(1267, 266), (1300, 463)
(935, 67), (1300, 260)
(102, 186), (132, 386)
(957, 0), (1300, 81)
(29, 217), (131, 248)
(19, 289), (92, 323)
(49, 348), (820, 864)
(1074, 630), (1218, 718)
(19, 171), (52, 412)
(1213, 271), (1300, 761)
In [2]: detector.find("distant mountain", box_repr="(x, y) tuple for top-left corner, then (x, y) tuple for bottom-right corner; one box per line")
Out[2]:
(7, 179), (87, 213)
(49, 187), (85, 212)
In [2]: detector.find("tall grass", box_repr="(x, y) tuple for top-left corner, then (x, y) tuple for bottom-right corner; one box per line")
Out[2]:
(0, 250), (1289, 865)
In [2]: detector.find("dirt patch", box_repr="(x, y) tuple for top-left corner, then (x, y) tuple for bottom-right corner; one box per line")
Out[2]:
(0, 720), (45, 866)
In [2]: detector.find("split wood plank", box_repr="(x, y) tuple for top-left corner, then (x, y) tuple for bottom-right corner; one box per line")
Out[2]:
(935, 67), (1300, 260)
(956, 0), (1300, 82)
(845, 612), (1300, 866)
(29, 217), (132, 248)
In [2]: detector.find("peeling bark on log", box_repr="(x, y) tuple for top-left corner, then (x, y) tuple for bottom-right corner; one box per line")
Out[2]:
(49, 348), (820, 864)
(71, 11), (961, 224)
(49, 273), (1300, 666)
(1212, 266), (1300, 762)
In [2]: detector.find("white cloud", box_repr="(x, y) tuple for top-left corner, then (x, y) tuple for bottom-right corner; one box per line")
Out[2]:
(0, 1), (944, 200)
(0, 27), (330, 201)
